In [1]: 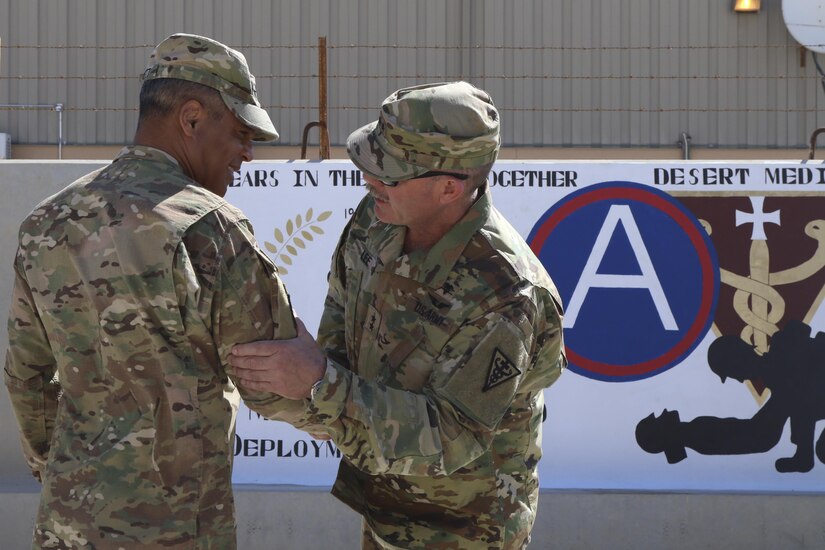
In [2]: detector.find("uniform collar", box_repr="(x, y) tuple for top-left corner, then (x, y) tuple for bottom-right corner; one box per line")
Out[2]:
(114, 145), (184, 171)
(370, 184), (492, 288)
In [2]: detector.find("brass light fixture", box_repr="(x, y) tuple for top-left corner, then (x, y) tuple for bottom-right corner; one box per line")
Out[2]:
(734, 0), (761, 12)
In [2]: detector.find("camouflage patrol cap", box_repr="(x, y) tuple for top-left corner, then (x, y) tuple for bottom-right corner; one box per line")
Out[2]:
(141, 33), (278, 142)
(347, 81), (500, 182)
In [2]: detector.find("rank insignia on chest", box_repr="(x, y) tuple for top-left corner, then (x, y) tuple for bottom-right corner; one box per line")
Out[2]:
(365, 303), (382, 338)
(483, 348), (522, 391)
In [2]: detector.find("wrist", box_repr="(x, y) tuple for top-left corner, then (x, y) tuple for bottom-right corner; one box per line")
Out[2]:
(309, 376), (324, 401)
(308, 359), (327, 401)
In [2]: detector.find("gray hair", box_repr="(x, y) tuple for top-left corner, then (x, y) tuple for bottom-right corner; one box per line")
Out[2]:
(138, 78), (226, 122)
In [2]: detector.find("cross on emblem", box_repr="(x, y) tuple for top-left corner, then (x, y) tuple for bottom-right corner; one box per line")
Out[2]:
(735, 196), (780, 241)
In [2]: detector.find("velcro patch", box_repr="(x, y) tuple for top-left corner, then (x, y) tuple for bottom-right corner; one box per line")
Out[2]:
(483, 348), (522, 392)
(439, 317), (529, 429)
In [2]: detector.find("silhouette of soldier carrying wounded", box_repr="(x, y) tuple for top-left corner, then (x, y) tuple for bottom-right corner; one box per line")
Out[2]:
(636, 320), (825, 473)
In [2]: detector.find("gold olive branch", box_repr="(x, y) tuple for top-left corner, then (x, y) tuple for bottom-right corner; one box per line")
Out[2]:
(264, 208), (332, 275)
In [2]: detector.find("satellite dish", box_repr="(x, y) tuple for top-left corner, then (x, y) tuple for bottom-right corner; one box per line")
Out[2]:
(783, 0), (825, 53)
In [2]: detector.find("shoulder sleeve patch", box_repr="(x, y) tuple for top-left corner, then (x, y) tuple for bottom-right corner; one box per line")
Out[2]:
(437, 318), (530, 429)
(483, 348), (522, 391)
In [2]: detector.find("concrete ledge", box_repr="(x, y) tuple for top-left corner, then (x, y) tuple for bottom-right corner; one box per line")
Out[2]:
(3, 486), (824, 549)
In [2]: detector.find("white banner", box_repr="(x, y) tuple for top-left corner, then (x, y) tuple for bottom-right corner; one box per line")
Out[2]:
(228, 160), (825, 492)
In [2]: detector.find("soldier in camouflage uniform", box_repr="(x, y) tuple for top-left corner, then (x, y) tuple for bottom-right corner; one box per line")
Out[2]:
(232, 81), (566, 549)
(4, 33), (307, 549)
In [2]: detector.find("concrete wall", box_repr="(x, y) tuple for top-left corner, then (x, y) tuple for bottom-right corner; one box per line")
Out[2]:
(1, 161), (824, 549)
(2, 484), (825, 549)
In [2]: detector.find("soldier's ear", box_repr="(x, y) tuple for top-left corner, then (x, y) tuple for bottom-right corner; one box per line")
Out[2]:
(438, 177), (467, 206)
(179, 99), (205, 137)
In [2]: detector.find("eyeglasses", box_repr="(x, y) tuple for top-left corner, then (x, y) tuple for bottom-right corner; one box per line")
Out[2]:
(380, 170), (469, 187)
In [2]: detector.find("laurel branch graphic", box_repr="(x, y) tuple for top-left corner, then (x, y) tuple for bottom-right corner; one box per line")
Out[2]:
(264, 208), (332, 275)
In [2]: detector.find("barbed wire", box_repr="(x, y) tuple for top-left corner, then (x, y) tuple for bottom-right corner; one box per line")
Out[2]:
(1, 74), (821, 81)
(2, 106), (821, 113)
(1, 42), (822, 123)
(1, 43), (824, 51)
(328, 43), (825, 51)
(0, 44), (311, 49)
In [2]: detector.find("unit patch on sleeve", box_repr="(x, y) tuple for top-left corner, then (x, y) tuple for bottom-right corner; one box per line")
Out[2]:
(483, 348), (522, 392)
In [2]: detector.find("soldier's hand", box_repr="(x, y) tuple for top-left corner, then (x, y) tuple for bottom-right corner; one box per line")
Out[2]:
(230, 317), (326, 400)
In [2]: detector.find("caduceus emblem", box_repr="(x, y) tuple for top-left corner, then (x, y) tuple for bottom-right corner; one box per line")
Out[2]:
(715, 197), (825, 355)
(695, 195), (825, 400)
(635, 193), (825, 472)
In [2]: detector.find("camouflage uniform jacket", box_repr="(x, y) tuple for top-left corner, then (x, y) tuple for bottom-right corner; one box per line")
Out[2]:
(311, 186), (566, 549)
(4, 146), (303, 549)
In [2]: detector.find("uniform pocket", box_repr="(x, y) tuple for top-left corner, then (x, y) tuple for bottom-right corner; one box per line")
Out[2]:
(45, 386), (150, 475)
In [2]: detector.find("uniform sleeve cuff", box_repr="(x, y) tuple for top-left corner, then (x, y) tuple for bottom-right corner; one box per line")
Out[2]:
(307, 358), (350, 425)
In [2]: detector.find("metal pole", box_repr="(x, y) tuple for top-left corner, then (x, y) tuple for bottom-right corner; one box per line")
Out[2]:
(301, 122), (321, 160)
(55, 103), (63, 159)
(318, 36), (330, 159)
(678, 131), (691, 160)
(808, 127), (825, 159)
(0, 103), (66, 158)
